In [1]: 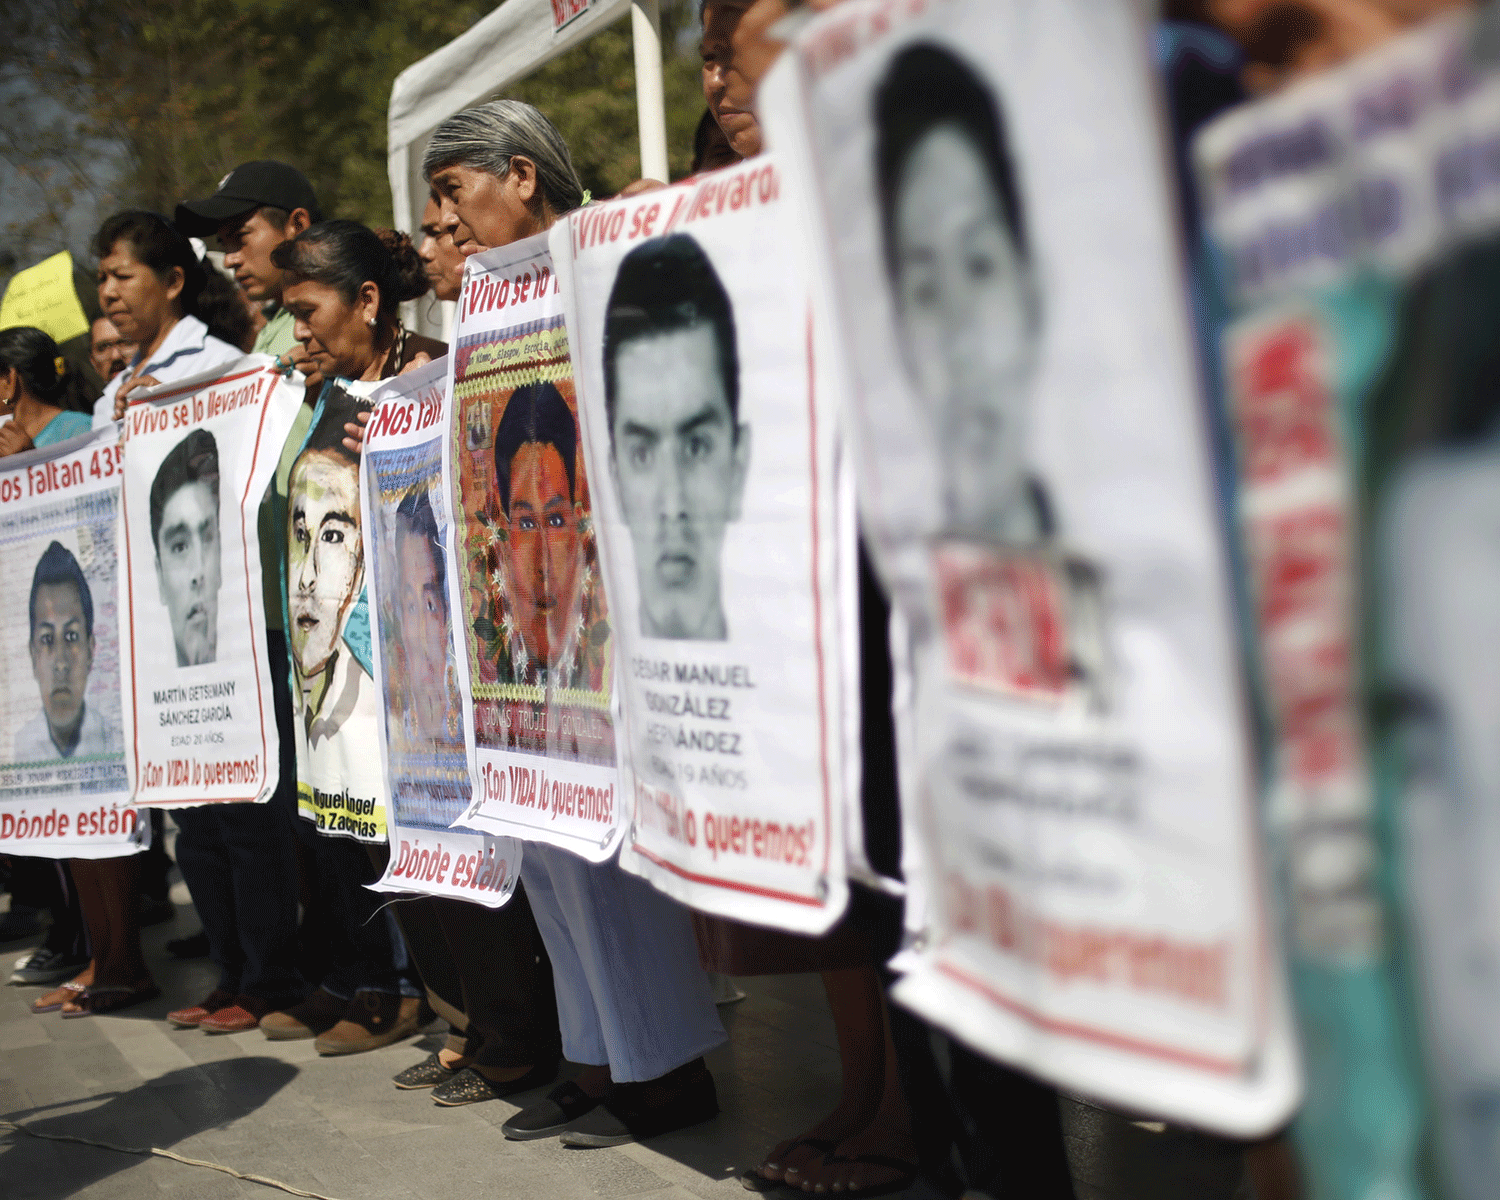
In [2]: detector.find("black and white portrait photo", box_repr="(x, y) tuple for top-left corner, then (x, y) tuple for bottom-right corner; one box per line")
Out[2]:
(603, 234), (751, 642)
(149, 428), (222, 667)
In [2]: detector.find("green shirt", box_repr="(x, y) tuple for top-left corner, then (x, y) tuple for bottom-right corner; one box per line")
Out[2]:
(256, 307), (314, 632)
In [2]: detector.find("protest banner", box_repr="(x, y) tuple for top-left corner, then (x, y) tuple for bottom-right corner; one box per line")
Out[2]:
(0, 251), (91, 347)
(0, 427), (143, 857)
(121, 357), (303, 810)
(283, 377), (389, 842)
(761, 0), (1299, 1132)
(442, 234), (623, 863)
(1197, 11), (1500, 1194)
(364, 358), (521, 906)
(550, 157), (855, 935)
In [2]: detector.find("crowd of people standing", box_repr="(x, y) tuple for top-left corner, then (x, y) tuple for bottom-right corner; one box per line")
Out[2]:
(2, 2), (1476, 1198)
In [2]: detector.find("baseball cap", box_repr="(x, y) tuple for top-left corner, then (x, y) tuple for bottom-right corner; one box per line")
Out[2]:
(174, 161), (322, 237)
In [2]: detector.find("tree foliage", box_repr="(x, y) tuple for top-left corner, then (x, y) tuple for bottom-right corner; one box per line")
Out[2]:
(0, 0), (706, 286)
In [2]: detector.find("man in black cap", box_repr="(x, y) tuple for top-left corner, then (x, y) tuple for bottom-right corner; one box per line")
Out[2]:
(163, 162), (327, 1035)
(175, 161), (321, 366)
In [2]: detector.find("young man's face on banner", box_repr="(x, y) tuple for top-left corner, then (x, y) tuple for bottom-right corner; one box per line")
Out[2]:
(611, 323), (750, 641)
(505, 439), (583, 666)
(893, 123), (1037, 535)
(396, 515), (451, 738)
(155, 479), (222, 666)
(289, 447), (363, 679)
(30, 580), (93, 740)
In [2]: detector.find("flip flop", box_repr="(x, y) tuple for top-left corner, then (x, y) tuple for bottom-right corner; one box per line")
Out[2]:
(60, 983), (161, 1018)
(31, 981), (86, 1014)
(797, 1152), (918, 1198)
(738, 1136), (838, 1192)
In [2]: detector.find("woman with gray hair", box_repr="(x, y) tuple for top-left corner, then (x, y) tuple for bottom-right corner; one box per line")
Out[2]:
(416, 98), (727, 1147)
(424, 99), (586, 256)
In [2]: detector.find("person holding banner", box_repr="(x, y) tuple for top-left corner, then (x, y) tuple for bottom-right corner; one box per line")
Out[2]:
(92, 212), (244, 427)
(161, 164), (323, 1036)
(3, 303), (165, 1021)
(0, 327), (92, 455)
(248, 219), (448, 1055)
(424, 101), (726, 1146)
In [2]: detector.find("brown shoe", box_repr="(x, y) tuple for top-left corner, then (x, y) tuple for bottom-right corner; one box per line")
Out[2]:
(168, 989), (237, 1029)
(314, 992), (423, 1056)
(260, 987), (347, 1041)
(200, 996), (274, 1034)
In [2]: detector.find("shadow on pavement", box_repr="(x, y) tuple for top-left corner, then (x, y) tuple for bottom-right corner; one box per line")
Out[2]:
(0, 1056), (298, 1200)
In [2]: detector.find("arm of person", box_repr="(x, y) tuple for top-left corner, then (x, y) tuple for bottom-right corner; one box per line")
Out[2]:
(0, 420), (34, 458)
(113, 374), (163, 422)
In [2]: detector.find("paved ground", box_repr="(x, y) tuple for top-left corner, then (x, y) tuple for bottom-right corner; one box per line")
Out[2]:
(0, 878), (851, 1200)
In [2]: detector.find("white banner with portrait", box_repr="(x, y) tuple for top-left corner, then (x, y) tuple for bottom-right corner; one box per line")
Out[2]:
(121, 357), (303, 808)
(0, 427), (144, 857)
(365, 359), (521, 906)
(284, 377), (390, 842)
(550, 158), (855, 935)
(444, 236), (624, 862)
(762, 0), (1299, 1132)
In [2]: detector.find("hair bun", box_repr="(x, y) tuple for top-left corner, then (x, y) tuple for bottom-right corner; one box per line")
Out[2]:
(376, 227), (430, 304)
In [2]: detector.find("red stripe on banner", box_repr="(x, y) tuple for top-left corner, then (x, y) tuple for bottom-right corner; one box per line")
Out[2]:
(630, 842), (827, 907)
(933, 959), (1247, 1076)
(126, 366), (264, 408)
(806, 311), (832, 878)
(239, 370), (274, 802)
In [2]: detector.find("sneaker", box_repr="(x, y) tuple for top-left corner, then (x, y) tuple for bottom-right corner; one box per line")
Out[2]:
(9, 946), (89, 986)
(501, 1080), (605, 1141)
(557, 1058), (718, 1148)
(167, 989), (236, 1028)
(260, 987), (348, 1041)
(313, 992), (424, 1056)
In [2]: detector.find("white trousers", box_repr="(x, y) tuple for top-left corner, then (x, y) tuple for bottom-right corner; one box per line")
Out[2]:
(521, 843), (726, 1083)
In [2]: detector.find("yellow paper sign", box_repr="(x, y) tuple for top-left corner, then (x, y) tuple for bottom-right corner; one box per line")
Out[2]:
(0, 251), (90, 346)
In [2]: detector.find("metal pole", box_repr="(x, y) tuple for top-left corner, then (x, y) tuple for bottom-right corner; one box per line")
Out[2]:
(631, 0), (670, 183)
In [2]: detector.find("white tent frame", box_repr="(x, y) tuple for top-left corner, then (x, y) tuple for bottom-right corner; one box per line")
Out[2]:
(387, 0), (669, 333)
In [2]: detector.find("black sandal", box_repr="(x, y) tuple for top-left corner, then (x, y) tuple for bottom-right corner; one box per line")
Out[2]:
(739, 1136), (837, 1192)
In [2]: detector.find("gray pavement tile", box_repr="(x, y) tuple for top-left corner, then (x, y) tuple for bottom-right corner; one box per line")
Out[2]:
(0, 911), (853, 1200)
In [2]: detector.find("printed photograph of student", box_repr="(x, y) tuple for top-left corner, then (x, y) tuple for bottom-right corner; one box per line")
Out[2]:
(602, 234), (750, 642)
(387, 485), (461, 755)
(288, 384), (371, 744)
(150, 428), (222, 668)
(15, 541), (120, 762)
(492, 381), (607, 690)
(875, 43), (1107, 709)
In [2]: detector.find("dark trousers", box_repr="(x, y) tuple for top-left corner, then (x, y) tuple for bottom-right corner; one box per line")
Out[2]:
(286, 829), (414, 999)
(396, 887), (560, 1069)
(172, 628), (305, 1003)
(7, 857), (86, 958)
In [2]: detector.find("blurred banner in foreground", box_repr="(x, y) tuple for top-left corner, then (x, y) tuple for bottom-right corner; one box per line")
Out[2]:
(0, 427), (142, 858)
(1198, 10), (1500, 1198)
(365, 359), (521, 907)
(764, 0), (1298, 1134)
(121, 358), (301, 810)
(552, 157), (855, 936)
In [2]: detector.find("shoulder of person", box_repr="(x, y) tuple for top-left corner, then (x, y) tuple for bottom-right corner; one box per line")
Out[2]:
(401, 333), (448, 368)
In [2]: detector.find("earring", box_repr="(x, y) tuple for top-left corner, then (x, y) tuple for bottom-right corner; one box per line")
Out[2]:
(367, 317), (376, 328)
